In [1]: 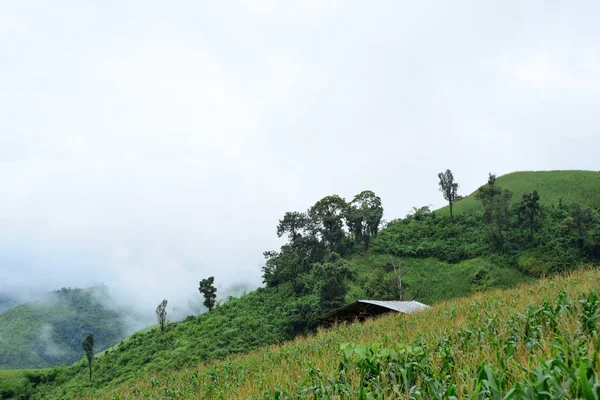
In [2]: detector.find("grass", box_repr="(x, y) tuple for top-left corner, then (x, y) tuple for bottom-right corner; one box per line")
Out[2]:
(437, 170), (600, 216)
(96, 266), (600, 399)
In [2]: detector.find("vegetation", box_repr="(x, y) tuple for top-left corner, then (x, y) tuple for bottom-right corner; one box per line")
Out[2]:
(81, 334), (94, 382)
(438, 169), (459, 222)
(86, 268), (600, 398)
(0, 287), (126, 370)
(198, 277), (217, 312)
(346, 190), (383, 256)
(438, 170), (600, 217)
(155, 299), (168, 334)
(2, 170), (599, 399)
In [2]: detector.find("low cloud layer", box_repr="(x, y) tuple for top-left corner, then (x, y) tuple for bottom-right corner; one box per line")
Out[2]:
(1, 1), (599, 321)
(38, 324), (64, 358)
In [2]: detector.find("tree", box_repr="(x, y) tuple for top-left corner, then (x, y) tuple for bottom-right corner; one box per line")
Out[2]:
(314, 255), (353, 312)
(155, 299), (168, 333)
(277, 211), (308, 242)
(346, 190), (384, 256)
(81, 333), (94, 382)
(438, 169), (459, 222)
(476, 174), (512, 250)
(553, 215), (577, 272)
(516, 191), (542, 243)
(569, 203), (594, 248)
(407, 205), (431, 220)
(476, 173), (502, 205)
(199, 277), (217, 311)
(309, 195), (348, 252)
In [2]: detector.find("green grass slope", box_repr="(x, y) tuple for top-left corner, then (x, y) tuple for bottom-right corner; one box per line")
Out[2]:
(11, 256), (532, 399)
(90, 267), (600, 398)
(438, 170), (600, 216)
(0, 287), (126, 370)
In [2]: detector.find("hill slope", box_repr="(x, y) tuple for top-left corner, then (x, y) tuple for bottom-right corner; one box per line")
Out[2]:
(1, 256), (532, 398)
(0, 287), (126, 369)
(4, 169), (599, 398)
(40, 268), (600, 398)
(439, 170), (600, 216)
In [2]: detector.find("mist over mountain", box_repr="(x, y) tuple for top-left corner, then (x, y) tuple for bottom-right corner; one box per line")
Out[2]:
(1, 0), (600, 325)
(0, 294), (18, 313)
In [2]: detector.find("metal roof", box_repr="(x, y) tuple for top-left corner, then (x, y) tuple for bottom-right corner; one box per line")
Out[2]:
(356, 300), (430, 314)
(318, 300), (430, 321)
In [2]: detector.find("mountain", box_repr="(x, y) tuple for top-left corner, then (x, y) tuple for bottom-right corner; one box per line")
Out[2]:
(0, 287), (127, 370)
(3, 170), (599, 399)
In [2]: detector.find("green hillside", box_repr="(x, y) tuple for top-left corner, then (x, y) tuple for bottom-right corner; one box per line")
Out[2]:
(439, 170), (600, 216)
(3, 170), (600, 399)
(1, 257), (531, 398)
(100, 267), (600, 399)
(0, 287), (126, 370)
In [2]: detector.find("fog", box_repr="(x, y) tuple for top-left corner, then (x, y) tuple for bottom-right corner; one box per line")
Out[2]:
(1, 1), (599, 324)
(38, 324), (64, 358)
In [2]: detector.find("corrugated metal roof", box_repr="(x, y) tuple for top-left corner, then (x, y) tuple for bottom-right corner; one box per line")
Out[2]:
(357, 300), (430, 314)
(318, 300), (430, 321)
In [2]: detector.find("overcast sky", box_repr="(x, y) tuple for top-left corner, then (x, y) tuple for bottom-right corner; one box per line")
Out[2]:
(1, 1), (599, 316)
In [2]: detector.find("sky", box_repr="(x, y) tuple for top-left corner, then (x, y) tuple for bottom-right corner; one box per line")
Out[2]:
(1, 1), (599, 320)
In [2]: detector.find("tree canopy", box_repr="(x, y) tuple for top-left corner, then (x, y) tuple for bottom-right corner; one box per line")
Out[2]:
(438, 169), (459, 222)
(199, 277), (217, 311)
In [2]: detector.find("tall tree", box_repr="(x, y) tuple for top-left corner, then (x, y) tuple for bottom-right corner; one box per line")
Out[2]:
(476, 173), (502, 230)
(309, 195), (348, 251)
(346, 190), (384, 256)
(516, 190), (542, 243)
(314, 256), (352, 312)
(81, 333), (94, 382)
(476, 174), (512, 249)
(277, 211), (308, 242)
(199, 277), (217, 311)
(438, 169), (459, 222)
(570, 203), (595, 248)
(155, 299), (168, 333)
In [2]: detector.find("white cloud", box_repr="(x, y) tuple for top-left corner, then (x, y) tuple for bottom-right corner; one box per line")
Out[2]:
(101, 44), (260, 158)
(0, 0), (599, 320)
(0, 16), (30, 37)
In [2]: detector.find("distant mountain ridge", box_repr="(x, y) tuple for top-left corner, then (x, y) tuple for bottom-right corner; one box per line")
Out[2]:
(0, 287), (127, 369)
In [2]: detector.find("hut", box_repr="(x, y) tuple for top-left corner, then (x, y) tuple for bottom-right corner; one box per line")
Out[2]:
(318, 300), (430, 324)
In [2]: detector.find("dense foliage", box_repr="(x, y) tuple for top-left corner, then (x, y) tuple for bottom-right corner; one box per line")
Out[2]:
(374, 175), (600, 278)
(0, 287), (125, 370)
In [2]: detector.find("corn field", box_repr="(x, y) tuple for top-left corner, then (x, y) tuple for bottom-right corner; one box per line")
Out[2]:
(99, 268), (600, 399)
